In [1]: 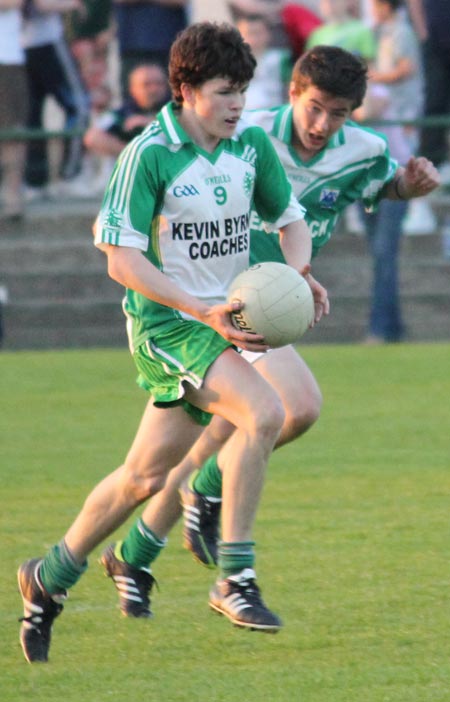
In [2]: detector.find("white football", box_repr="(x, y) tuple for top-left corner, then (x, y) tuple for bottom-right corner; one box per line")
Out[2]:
(227, 261), (314, 348)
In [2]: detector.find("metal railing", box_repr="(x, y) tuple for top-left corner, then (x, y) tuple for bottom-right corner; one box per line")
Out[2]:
(0, 115), (449, 141)
(0, 126), (85, 141)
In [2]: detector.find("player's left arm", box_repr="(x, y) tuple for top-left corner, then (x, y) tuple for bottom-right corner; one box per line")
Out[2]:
(278, 218), (311, 272)
(251, 127), (329, 321)
(279, 220), (330, 323)
(384, 156), (440, 200)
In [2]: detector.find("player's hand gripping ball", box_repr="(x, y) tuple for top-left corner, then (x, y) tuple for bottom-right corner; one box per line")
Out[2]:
(227, 261), (314, 347)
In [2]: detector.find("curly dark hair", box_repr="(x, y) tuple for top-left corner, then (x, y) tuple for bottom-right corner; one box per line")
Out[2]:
(169, 22), (257, 104)
(291, 45), (368, 109)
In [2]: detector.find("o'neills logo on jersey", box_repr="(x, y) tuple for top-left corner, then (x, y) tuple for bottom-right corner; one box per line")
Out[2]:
(319, 188), (339, 209)
(173, 184), (200, 197)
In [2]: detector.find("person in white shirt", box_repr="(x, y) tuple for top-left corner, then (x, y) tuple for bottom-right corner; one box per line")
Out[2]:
(236, 14), (291, 109)
(0, 0), (28, 219)
(21, 0), (90, 194)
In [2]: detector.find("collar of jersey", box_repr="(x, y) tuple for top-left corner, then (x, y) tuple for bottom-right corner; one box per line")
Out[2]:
(157, 102), (191, 145)
(157, 101), (233, 162)
(272, 104), (345, 152)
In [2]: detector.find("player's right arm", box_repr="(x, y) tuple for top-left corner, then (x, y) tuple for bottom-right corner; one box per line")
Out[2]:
(383, 157), (440, 201)
(99, 244), (269, 352)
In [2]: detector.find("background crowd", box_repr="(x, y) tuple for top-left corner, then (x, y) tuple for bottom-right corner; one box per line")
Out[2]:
(0, 0), (449, 344)
(1, 1), (449, 214)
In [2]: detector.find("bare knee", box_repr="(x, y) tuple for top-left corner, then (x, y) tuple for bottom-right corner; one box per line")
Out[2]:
(251, 392), (285, 446)
(280, 385), (322, 445)
(121, 457), (168, 504)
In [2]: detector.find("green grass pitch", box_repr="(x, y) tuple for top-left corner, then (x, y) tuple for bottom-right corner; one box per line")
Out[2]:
(1, 344), (449, 701)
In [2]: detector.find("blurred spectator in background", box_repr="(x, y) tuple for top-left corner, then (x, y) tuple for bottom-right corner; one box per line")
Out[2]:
(280, 2), (323, 58)
(84, 62), (168, 158)
(407, 0), (450, 184)
(192, 0), (322, 57)
(355, 0), (424, 342)
(368, 0), (422, 158)
(114, 0), (188, 100)
(65, 0), (113, 102)
(306, 0), (376, 59)
(229, 0), (301, 51)
(228, 0), (282, 25)
(368, 0), (434, 235)
(0, 0), (28, 220)
(21, 0), (90, 199)
(189, 0), (233, 23)
(236, 14), (291, 108)
(82, 62), (169, 195)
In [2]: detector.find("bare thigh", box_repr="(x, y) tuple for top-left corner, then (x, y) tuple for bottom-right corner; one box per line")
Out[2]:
(253, 346), (322, 444)
(185, 346), (322, 460)
(183, 347), (284, 432)
(124, 399), (205, 490)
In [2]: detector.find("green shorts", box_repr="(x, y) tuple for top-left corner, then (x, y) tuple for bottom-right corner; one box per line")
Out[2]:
(134, 320), (232, 426)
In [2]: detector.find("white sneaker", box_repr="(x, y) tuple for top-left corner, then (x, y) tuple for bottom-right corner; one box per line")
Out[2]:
(55, 176), (101, 199)
(438, 162), (450, 186)
(403, 198), (437, 236)
(24, 185), (52, 203)
(0, 285), (9, 304)
(344, 203), (365, 235)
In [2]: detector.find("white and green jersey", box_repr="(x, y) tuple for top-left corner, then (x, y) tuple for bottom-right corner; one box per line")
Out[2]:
(94, 102), (305, 350)
(244, 105), (398, 263)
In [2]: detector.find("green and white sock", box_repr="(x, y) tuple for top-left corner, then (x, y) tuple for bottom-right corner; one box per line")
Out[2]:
(39, 540), (87, 594)
(192, 454), (223, 498)
(218, 541), (255, 579)
(119, 518), (167, 571)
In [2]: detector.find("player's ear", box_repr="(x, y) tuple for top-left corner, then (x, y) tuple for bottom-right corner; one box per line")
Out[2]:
(289, 82), (299, 105)
(180, 83), (196, 106)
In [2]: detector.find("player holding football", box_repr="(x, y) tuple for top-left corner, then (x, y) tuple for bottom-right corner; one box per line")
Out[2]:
(123, 45), (439, 575)
(17, 22), (329, 663)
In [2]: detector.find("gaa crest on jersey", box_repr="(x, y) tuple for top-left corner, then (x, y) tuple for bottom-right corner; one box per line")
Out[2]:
(319, 188), (339, 209)
(173, 184), (200, 198)
(243, 171), (255, 197)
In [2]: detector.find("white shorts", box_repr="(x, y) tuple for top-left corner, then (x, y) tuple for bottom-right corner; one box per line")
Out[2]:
(240, 345), (290, 364)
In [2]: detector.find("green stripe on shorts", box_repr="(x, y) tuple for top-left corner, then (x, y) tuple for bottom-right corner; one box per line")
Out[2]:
(133, 320), (233, 425)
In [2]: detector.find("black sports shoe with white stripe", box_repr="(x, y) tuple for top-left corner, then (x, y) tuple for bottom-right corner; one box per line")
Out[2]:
(101, 544), (155, 618)
(180, 477), (221, 568)
(18, 558), (66, 663)
(209, 568), (282, 633)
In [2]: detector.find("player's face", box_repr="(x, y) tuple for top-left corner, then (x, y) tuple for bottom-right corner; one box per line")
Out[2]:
(180, 77), (248, 150)
(290, 84), (353, 159)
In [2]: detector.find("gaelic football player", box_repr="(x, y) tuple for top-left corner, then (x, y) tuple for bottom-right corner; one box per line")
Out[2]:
(17, 22), (329, 662)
